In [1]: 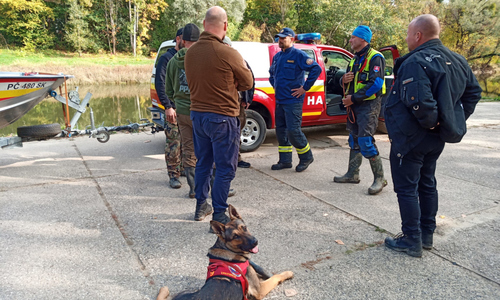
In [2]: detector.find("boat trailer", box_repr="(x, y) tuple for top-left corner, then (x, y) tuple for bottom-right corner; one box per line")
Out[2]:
(1, 87), (153, 149)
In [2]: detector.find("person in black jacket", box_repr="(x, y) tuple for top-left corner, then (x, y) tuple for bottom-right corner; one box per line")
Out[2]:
(154, 28), (184, 189)
(384, 14), (482, 257)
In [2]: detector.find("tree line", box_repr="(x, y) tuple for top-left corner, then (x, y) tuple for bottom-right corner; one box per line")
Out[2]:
(1, 0), (499, 72)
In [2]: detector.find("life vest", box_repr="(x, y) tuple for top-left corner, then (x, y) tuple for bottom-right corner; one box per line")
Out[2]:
(206, 258), (250, 300)
(347, 48), (386, 100)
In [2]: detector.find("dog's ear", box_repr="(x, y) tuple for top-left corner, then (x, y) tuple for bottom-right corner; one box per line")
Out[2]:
(228, 205), (242, 220)
(210, 220), (226, 238)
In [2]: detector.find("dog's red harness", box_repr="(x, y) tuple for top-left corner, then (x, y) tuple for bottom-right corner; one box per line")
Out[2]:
(206, 258), (250, 300)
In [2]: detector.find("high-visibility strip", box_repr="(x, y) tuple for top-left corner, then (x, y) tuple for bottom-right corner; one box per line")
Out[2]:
(302, 111), (322, 116)
(278, 146), (293, 153)
(0, 88), (41, 100)
(296, 143), (310, 154)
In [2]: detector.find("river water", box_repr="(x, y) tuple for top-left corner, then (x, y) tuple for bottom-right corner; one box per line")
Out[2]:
(0, 84), (152, 137)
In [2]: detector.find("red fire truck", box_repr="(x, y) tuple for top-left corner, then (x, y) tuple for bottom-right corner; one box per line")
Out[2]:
(149, 34), (399, 152)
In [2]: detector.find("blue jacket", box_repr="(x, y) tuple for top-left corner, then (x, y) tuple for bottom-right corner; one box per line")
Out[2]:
(155, 47), (177, 108)
(385, 39), (482, 157)
(269, 46), (321, 104)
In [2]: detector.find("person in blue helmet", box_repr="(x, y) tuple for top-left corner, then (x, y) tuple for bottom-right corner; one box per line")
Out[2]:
(334, 25), (387, 195)
(269, 27), (321, 172)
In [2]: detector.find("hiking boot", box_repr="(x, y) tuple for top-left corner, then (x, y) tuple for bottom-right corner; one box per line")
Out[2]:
(271, 162), (292, 170)
(169, 177), (182, 189)
(296, 157), (314, 172)
(194, 201), (213, 221)
(385, 233), (423, 257)
(228, 188), (236, 197)
(185, 167), (196, 199)
(238, 160), (251, 168)
(368, 155), (387, 195)
(422, 232), (433, 250)
(209, 211), (231, 233)
(334, 150), (362, 183)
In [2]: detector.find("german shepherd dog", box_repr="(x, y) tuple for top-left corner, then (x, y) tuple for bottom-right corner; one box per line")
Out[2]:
(156, 205), (294, 300)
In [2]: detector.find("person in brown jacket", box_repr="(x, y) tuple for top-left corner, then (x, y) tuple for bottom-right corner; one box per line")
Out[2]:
(185, 6), (253, 228)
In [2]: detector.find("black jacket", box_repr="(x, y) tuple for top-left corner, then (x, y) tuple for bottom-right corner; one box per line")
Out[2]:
(155, 47), (177, 108)
(385, 39), (482, 157)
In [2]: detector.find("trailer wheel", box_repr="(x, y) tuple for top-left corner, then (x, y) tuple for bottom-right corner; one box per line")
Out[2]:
(240, 109), (266, 152)
(17, 123), (61, 138)
(97, 131), (110, 143)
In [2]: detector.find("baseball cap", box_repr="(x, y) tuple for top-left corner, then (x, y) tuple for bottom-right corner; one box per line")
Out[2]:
(175, 28), (183, 37)
(275, 27), (295, 38)
(182, 23), (200, 42)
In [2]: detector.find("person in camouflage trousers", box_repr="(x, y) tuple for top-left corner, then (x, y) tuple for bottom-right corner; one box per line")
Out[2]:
(164, 121), (182, 187)
(155, 28), (184, 188)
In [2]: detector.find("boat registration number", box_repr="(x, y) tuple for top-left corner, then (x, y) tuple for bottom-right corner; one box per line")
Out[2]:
(4, 82), (49, 90)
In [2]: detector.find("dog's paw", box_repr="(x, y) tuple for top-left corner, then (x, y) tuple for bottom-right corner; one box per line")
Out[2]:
(156, 286), (170, 300)
(280, 271), (294, 280)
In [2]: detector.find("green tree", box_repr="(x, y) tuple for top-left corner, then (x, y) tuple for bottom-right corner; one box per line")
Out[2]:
(0, 0), (54, 50)
(66, 0), (94, 55)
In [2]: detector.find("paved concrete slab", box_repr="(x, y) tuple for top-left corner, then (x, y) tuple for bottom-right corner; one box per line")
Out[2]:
(1, 102), (499, 299)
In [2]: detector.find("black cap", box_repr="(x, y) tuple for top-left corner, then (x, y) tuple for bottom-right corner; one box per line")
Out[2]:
(175, 28), (183, 37)
(182, 23), (200, 42)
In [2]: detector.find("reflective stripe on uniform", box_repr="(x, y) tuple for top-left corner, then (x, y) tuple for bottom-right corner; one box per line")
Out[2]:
(279, 146), (293, 153)
(296, 143), (310, 154)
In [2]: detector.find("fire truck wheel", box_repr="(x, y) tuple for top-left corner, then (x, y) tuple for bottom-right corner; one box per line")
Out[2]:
(240, 109), (267, 153)
(17, 123), (62, 138)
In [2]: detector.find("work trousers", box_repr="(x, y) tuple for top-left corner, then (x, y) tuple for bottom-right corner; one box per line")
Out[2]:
(346, 98), (381, 158)
(164, 119), (181, 179)
(389, 133), (445, 236)
(191, 111), (240, 214)
(275, 102), (312, 163)
(177, 113), (196, 168)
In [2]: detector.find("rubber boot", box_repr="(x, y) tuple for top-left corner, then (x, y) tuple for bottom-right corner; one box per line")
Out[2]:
(368, 155), (388, 195)
(185, 167), (196, 199)
(296, 150), (314, 172)
(334, 150), (362, 183)
(271, 150), (293, 170)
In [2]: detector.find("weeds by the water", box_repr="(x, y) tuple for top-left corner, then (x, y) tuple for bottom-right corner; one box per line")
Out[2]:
(0, 49), (154, 85)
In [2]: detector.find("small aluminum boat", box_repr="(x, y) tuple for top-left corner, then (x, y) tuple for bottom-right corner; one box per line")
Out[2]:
(0, 72), (73, 129)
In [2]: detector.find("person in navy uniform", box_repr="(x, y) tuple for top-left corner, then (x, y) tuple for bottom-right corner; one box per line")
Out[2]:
(269, 27), (321, 172)
(384, 14), (482, 257)
(334, 25), (388, 196)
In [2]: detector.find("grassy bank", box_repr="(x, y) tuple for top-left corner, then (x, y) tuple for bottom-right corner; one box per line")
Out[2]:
(0, 49), (154, 85)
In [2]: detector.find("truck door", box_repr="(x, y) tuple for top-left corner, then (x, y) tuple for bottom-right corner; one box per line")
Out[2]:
(301, 48), (325, 122)
(322, 50), (351, 116)
(378, 45), (400, 130)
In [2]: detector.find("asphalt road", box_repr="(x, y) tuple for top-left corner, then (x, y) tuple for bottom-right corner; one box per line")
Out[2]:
(1, 102), (499, 299)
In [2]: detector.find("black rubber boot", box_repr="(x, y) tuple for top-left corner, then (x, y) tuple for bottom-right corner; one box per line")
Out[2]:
(334, 150), (362, 183)
(368, 155), (388, 195)
(169, 177), (182, 189)
(272, 151), (292, 170)
(385, 233), (423, 257)
(185, 167), (196, 199)
(422, 232), (433, 250)
(194, 201), (213, 221)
